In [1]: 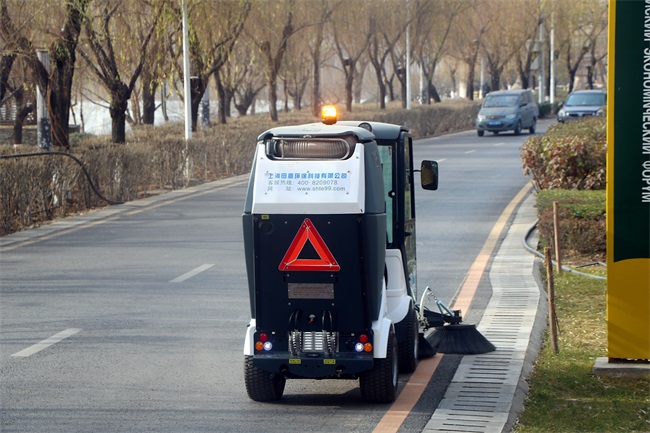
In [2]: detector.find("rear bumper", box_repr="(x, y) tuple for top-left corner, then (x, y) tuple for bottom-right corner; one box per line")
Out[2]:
(253, 352), (374, 379)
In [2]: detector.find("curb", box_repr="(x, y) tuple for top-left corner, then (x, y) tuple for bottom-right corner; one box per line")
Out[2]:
(423, 193), (548, 433)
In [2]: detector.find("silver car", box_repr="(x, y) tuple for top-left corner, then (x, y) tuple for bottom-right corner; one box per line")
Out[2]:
(557, 90), (606, 123)
(476, 90), (539, 137)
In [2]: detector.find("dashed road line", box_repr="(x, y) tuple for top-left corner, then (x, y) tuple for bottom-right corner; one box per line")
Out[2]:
(170, 264), (215, 283)
(11, 328), (81, 358)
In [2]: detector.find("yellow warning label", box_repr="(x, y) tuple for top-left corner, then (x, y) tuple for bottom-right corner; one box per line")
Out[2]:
(288, 359), (301, 364)
(323, 359), (335, 365)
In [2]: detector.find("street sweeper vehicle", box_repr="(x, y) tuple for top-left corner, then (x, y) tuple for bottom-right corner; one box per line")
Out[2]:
(241, 106), (440, 403)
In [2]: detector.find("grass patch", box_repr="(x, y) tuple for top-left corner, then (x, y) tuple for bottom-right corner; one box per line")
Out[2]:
(514, 272), (650, 432)
(536, 190), (606, 221)
(516, 189), (649, 431)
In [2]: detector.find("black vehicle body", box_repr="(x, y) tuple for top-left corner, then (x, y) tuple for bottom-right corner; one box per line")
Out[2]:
(242, 117), (437, 403)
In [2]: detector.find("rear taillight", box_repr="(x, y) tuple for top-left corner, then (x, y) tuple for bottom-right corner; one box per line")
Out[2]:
(255, 332), (273, 352)
(354, 334), (372, 353)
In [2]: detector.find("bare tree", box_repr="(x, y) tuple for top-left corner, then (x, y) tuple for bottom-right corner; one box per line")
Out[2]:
(80, 0), (167, 143)
(511, 0), (544, 91)
(217, 38), (265, 120)
(413, 0), (463, 103)
(481, 0), (523, 92)
(0, 0), (88, 149)
(307, 0), (337, 117)
(175, 0), (251, 130)
(0, 53), (34, 144)
(246, 0), (304, 121)
(331, 0), (372, 112)
(555, 0), (607, 93)
(449, 1), (491, 100)
(226, 43), (266, 117)
(282, 36), (310, 111)
(367, 0), (405, 109)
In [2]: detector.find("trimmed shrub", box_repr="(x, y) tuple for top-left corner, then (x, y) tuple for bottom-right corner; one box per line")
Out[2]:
(0, 101), (479, 235)
(536, 189), (606, 262)
(520, 117), (606, 190)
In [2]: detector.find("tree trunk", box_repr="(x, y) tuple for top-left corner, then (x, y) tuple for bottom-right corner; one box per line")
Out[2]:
(48, 40), (75, 149)
(312, 50), (321, 117)
(223, 86), (233, 118)
(466, 67), (475, 100)
(109, 83), (131, 143)
(428, 82), (441, 103)
(215, 71), (227, 125)
(268, 72), (279, 121)
(142, 79), (157, 125)
(46, 1), (88, 149)
(344, 61), (355, 112)
(12, 87), (32, 144)
(190, 77), (206, 132)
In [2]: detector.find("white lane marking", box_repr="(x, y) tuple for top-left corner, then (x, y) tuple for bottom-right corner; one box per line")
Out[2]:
(170, 264), (215, 283)
(494, 142), (505, 147)
(465, 150), (476, 154)
(11, 328), (81, 358)
(437, 158), (447, 163)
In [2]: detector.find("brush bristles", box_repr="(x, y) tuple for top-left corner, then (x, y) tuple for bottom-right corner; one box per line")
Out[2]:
(429, 324), (496, 355)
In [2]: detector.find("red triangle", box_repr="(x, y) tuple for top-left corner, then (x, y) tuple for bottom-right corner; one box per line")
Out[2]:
(279, 218), (340, 271)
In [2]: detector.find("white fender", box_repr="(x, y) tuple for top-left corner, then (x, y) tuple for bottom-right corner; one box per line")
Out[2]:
(243, 319), (256, 355)
(385, 249), (411, 324)
(371, 285), (392, 359)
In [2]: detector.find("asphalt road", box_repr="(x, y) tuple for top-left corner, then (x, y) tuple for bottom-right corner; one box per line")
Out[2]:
(0, 119), (552, 433)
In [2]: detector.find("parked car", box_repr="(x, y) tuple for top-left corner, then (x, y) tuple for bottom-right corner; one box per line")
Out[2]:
(557, 90), (606, 123)
(476, 89), (539, 137)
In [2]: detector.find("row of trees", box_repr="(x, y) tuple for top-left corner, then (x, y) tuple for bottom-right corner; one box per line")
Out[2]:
(0, 0), (608, 147)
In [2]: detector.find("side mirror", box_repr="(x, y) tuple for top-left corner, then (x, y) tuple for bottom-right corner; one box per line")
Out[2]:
(420, 160), (438, 191)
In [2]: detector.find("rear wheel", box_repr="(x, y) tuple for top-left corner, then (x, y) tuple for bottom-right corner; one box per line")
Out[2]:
(529, 118), (537, 134)
(244, 355), (286, 401)
(360, 326), (398, 403)
(514, 120), (522, 135)
(477, 130), (484, 137)
(396, 303), (419, 373)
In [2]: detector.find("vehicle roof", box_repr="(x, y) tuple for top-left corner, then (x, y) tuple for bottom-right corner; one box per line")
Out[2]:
(568, 89), (606, 94)
(258, 120), (407, 142)
(485, 89), (531, 96)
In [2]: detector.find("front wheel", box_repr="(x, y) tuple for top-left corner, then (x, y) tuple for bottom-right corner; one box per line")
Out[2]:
(360, 326), (398, 403)
(514, 120), (522, 135)
(477, 130), (484, 137)
(244, 355), (286, 401)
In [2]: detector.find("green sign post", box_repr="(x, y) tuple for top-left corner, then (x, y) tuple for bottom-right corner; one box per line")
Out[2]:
(607, 0), (650, 361)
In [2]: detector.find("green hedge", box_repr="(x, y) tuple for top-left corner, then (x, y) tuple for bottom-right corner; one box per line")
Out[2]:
(0, 101), (480, 235)
(536, 189), (606, 261)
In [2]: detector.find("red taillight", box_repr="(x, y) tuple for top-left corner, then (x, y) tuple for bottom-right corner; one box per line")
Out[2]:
(255, 333), (272, 352)
(359, 334), (369, 343)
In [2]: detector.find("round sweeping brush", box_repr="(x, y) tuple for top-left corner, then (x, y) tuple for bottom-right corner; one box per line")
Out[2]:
(429, 323), (496, 355)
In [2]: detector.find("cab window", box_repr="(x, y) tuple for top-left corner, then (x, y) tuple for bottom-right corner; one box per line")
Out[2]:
(378, 144), (394, 245)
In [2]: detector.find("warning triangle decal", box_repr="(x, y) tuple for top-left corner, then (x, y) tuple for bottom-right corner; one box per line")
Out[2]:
(279, 218), (340, 271)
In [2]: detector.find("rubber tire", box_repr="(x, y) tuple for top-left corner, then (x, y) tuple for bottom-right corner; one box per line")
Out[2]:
(244, 355), (286, 402)
(529, 118), (536, 134)
(477, 130), (484, 137)
(396, 304), (419, 374)
(514, 120), (522, 135)
(360, 326), (398, 403)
